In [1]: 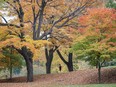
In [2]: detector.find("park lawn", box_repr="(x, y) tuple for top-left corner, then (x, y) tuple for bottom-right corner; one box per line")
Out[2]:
(53, 84), (116, 87)
(0, 68), (116, 87)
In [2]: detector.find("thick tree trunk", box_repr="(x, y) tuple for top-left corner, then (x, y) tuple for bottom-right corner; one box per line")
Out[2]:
(25, 58), (33, 82)
(21, 47), (33, 82)
(46, 61), (51, 74)
(45, 48), (54, 74)
(67, 53), (73, 72)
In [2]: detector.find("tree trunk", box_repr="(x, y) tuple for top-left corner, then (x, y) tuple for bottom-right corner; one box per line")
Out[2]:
(46, 61), (51, 74)
(9, 58), (12, 80)
(9, 67), (12, 80)
(45, 48), (54, 74)
(25, 58), (33, 82)
(9, 47), (13, 79)
(21, 47), (33, 82)
(98, 61), (101, 84)
(56, 49), (73, 72)
(67, 53), (73, 72)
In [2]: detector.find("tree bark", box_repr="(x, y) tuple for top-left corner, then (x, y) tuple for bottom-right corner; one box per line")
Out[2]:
(45, 48), (54, 74)
(25, 57), (33, 82)
(9, 58), (12, 80)
(9, 47), (13, 80)
(67, 53), (73, 71)
(46, 61), (52, 74)
(98, 58), (101, 84)
(15, 47), (33, 82)
(21, 47), (33, 82)
(56, 49), (73, 72)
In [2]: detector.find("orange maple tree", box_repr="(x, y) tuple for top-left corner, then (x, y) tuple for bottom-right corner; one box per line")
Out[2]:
(73, 8), (116, 83)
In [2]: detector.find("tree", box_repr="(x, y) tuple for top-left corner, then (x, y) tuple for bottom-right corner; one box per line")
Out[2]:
(42, 0), (98, 73)
(56, 49), (73, 72)
(0, 47), (24, 79)
(3, 0), (97, 74)
(72, 8), (116, 83)
(45, 28), (74, 72)
(0, 0), (98, 80)
(106, 0), (116, 9)
(0, 0), (50, 82)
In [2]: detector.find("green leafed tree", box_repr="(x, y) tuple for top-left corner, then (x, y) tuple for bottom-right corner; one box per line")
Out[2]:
(0, 47), (25, 79)
(72, 8), (116, 83)
(106, 0), (116, 9)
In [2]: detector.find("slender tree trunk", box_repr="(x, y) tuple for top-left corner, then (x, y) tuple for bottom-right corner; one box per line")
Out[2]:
(9, 46), (13, 79)
(56, 49), (73, 72)
(9, 58), (12, 80)
(98, 61), (101, 84)
(9, 67), (12, 79)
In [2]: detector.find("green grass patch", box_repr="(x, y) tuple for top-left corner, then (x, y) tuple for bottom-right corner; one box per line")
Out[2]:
(104, 66), (116, 68)
(52, 84), (116, 87)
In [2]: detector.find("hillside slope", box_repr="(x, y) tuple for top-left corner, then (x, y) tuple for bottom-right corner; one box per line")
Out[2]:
(0, 68), (116, 87)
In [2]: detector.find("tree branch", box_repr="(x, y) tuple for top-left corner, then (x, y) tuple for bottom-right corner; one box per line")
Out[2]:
(53, 46), (60, 52)
(45, 47), (49, 61)
(101, 59), (106, 66)
(39, 0), (97, 39)
(0, 23), (20, 28)
(0, 15), (8, 23)
(36, 0), (47, 39)
(56, 49), (68, 65)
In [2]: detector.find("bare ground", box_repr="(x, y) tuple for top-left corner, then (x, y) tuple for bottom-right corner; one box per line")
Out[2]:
(0, 68), (116, 87)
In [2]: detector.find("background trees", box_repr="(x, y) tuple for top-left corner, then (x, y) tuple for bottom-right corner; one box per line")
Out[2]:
(106, 0), (116, 9)
(72, 8), (116, 83)
(0, 48), (24, 79)
(0, 0), (115, 83)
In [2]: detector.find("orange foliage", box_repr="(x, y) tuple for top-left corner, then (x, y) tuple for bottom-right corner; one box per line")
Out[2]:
(78, 8), (116, 42)
(75, 8), (116, 57)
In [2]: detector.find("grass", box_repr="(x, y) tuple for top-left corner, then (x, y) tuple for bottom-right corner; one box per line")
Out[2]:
(53, 84), (116, 87)
(0, 68), (116, 87)
(104, 66), (116, 69)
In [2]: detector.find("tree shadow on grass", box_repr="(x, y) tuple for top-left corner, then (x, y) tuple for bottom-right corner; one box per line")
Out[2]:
(0, 77), (27, 83)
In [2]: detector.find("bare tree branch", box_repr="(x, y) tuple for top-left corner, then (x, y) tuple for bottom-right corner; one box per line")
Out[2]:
(56, 49), (68, 65)
(0, 15), (8, 23)
(0, 23), (20, 28)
